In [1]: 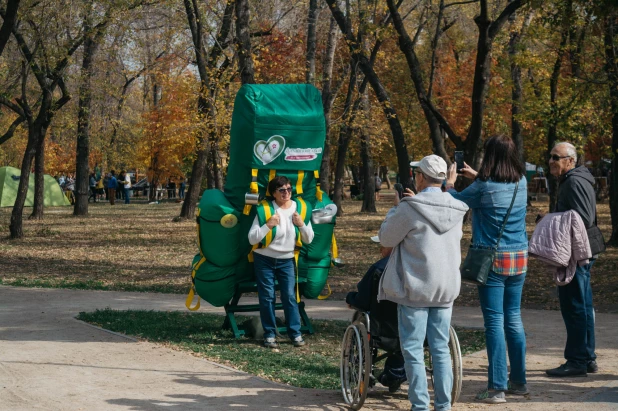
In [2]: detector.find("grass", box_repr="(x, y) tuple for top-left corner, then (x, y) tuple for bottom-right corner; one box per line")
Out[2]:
(77, 308), (486, 390)
(1, 195), (617, 312)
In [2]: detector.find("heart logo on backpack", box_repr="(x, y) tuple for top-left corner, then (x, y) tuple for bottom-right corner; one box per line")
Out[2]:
(254, 135), (286, 165)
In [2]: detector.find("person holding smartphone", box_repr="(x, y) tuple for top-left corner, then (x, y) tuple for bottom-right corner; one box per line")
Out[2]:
(446, 135), (529, 404)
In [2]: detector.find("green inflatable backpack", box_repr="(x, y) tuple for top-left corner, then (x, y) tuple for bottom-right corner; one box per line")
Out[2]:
(186, 84), (339, 309)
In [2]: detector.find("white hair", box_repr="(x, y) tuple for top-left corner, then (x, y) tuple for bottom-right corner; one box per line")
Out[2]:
(555, 142), (577, 162)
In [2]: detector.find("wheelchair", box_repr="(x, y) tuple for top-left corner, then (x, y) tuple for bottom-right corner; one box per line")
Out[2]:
(339, 270), (463, 410)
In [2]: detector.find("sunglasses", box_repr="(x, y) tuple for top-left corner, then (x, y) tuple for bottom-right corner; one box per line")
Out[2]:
(276, 187), (292, 193)
(549, 154), (571, 161)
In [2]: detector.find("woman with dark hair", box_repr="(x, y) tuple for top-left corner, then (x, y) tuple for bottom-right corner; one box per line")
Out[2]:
(446, 135), (528, 404)
(248, 176), (314, 349)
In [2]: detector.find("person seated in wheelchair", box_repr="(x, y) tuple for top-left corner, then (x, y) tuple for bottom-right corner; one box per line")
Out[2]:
(346, 236), (407, 393)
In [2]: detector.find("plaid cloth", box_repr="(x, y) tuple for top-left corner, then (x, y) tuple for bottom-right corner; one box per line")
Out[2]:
(493, 250), (528, 276)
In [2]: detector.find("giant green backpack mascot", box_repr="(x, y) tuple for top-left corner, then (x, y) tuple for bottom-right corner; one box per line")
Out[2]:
(186, 84), (339, 310)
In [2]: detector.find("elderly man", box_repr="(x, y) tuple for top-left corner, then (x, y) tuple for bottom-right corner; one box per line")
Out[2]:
(546, 142), (599, 377)
(378, 155), (468, 411)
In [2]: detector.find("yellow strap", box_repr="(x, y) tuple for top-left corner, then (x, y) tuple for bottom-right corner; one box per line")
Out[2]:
(314, 170), (323, 201)
(317, 283), (332, 300)
(331, 233), (338, 258)
(261, 199), (274, 246)
(296, 197), (308, 220)
(248, 243), (259, 262)
(266, 169), (276, 196)
(294, 249), (301, 303)
(296, 170), (304, 195)
(250, 168), (258, 193)
(185, 286), (201, 311)
(243, 204), (252, 215)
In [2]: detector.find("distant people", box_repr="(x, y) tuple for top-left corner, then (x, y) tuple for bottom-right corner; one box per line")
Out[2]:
(446, 135), (529, 403)
(117, 171), (125, 201)
(374, 172), (382, 201)
(167, 178), (176, 199)
(96, 176), (104, 201)
(88, 173), (97, 203)
(545, 142), (599, 377)
(379, 155), (468, 411)
(179, 178), (186, 200)
(107, 171), (118, 206)
(121, 170), (131, 204)
(58, 174), (66, 188)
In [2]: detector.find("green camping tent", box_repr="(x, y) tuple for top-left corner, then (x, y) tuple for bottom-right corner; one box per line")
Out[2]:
(0, 166), (71, 207)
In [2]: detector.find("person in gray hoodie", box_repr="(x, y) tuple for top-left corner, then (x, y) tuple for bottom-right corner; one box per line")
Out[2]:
(378, 155), (468, 411)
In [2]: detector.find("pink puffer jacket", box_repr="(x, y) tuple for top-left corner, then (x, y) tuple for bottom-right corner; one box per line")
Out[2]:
(529, 210), (591, 285)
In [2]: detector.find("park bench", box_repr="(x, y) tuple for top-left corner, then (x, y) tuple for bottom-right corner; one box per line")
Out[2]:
(222, 278), (315, 339)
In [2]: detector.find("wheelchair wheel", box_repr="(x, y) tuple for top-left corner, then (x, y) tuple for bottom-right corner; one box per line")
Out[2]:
(425, 326), (463, 404)
(449, 326), (463, 404)
(340, 322), (371, 410)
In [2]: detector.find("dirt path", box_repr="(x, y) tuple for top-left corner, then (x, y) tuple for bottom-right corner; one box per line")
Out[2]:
(0, 286), (616, 410)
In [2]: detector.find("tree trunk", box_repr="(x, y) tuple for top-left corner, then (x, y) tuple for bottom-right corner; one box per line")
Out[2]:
(30, 127), (46, 220)
(74, 26), (98, 216)
(605, 12), (618, 244)
(360, 135), (376, 212)
(325, 0), (411, 188)
(180, 0), (234, 218)
(305, 0), (318, 84)
(10, 127), (37, 238)
(235, 0), (255, 85)
(0, 0), (20, 56)
(319, 16), (339, 196)
(508, 11), (532, 164)
(381, 165), (392, 189)
(547, 28), (570, 212)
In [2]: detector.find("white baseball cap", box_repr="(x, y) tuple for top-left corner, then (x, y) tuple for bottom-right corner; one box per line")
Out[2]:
(418, 155), (447, 180)
(370, 235), (380, 243)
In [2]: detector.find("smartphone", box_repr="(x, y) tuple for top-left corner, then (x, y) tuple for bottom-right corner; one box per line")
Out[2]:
(454, 151), (465, 172)
(394, 183), (404, 199)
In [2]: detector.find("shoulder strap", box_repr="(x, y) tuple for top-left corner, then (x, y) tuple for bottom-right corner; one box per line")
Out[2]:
(256, 200), (276, 247)
(494, 181), (519, 251)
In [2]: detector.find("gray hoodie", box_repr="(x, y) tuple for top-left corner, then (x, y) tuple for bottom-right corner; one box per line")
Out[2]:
(377, 191), (469, 308)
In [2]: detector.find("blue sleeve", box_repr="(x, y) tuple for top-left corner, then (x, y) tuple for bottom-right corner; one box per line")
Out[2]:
(448, 180), (483, 209)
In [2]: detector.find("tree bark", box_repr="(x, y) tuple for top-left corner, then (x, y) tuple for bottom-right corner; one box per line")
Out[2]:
(31, 128), (46, 220)
(235, 0), (255, 85)
(319, 15), (339, 196)
(305, 0), (318, 84)
(9, 128), (37, 238)
(74, 13), (100, 216)
(508, 11), (532, 164)
(360, 91), (376, 213)
(605, 12), (618, 244)
(0, 0), (20, 56)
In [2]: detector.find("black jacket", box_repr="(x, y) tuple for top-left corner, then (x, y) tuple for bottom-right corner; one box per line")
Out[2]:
(556, 166), (596, 229)
(346, 256), (389, 310)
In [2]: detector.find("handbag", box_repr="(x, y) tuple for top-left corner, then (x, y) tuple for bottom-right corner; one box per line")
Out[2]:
(460, 181), (519, 286)
(587, 213), (606, 256)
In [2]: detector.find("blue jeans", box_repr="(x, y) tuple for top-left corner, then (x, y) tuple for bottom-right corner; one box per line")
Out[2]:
(477, 272), (527, 390)
(253, 253), (301, 340)
(123, 187), (130, 204)
(558, 259), (596, 368)
(398, 305), (452, 411)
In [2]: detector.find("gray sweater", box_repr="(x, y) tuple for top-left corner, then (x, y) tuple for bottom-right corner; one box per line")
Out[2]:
(377, 191), (469, 308)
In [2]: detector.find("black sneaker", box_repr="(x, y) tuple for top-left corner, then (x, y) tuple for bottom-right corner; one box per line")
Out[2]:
(587, 360), (598, 374)
(546, 362), (587, 377)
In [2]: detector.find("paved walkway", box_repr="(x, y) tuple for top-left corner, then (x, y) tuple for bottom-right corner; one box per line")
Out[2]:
(1, 286), (617, 410)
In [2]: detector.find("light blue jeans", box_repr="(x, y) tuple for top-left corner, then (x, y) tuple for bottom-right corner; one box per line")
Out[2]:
(398, 305), (453, 411)
(477, 272), (527, 390)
